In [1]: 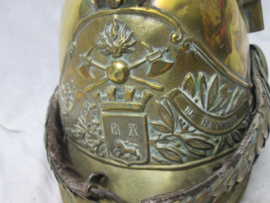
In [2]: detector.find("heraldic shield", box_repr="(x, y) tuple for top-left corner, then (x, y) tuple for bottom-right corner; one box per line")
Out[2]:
(102, 113), (149, 165)
(45, 0), (270, 202)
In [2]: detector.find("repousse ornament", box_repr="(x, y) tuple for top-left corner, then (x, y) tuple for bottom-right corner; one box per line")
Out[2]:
(45, 0), (269, 202)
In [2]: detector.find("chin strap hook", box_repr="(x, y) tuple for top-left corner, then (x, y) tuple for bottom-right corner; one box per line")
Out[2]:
(86, 171), (124, 203)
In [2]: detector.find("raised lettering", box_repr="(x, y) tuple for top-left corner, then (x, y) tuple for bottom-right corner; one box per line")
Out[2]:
(185, 106), (197, 118)
(129, 124), (138, 138)
(216, 122), (222, 130)
(201, 118), (209, 128)
(208, 122), (215, 130)
(111, 123), (121, 136)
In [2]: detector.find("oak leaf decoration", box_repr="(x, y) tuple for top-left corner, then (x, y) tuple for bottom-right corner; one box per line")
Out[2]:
(178, 134), (215, 150)
(226, 133), (234, 147)
(155, 100), (174, 131)
(183, 73), (195, 98)
(231, 131), (241, 142)
(150, 121), (172, 133)
(211, 84), (228, 111)
(157, 146), (184, 163)
(207, 74), (219, 110)
(214, 135), (226, 155)
(185, 138), (215, 150)
(199, 72), (207, 108)
(186, 145), (207, 157)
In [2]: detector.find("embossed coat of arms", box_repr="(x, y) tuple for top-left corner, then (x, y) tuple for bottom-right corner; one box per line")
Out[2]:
(60, 7), (252, 168)
(47, 1), (270, 203)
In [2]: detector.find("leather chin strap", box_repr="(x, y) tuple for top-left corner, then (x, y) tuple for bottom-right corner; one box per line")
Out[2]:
(45, 45), (269, 203)
(45, 88), (124, 203)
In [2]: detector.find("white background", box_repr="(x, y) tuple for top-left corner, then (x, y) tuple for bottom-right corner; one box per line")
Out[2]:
(0, 0), (269, 202)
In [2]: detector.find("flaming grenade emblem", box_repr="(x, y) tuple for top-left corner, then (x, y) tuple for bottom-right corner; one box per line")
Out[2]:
(98, 19), (135, 85)
(78, 19), (175, 92)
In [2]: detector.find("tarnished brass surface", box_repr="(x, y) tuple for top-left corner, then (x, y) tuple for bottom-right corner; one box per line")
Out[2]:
(66, 140), (233, 202)
(46, 0), (268, 202)
(59, 0), (254, 169)
(58, 170), (252, 203)
(59, 0), (262, 80)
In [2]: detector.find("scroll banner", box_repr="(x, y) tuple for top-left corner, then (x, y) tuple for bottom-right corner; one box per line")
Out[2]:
(164, 89), (250, 135)
(60, 91), (87, 126)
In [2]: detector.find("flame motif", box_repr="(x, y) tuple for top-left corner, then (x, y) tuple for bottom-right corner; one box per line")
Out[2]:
(98, 19), (136, 57)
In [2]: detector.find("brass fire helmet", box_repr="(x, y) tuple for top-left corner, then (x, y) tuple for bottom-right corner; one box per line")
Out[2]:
(45, 0), (270, 202)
